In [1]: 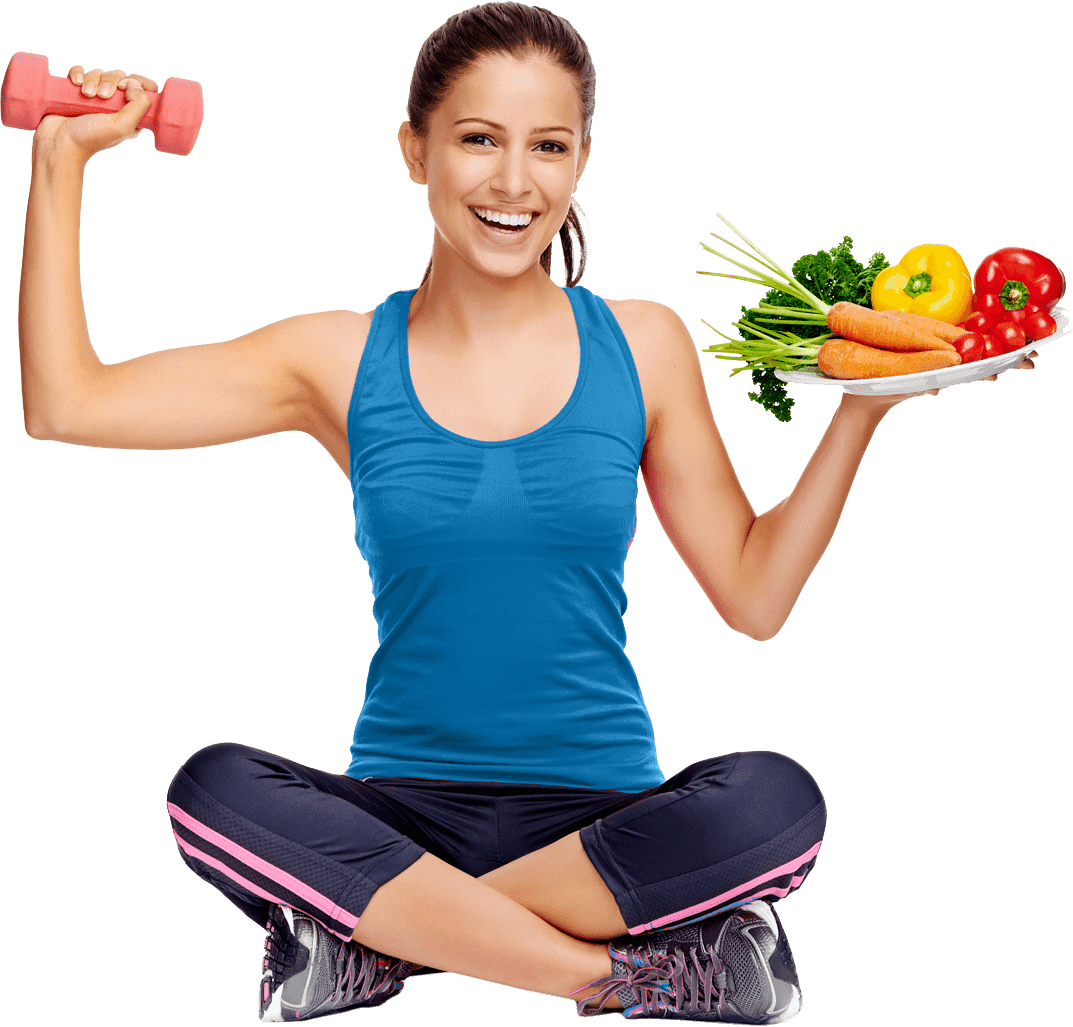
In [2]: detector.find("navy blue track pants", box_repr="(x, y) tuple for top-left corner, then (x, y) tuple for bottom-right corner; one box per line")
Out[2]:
(167, 745), (825, 969)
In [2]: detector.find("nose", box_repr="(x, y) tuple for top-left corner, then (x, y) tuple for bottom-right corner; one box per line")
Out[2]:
(488, 144), (535, 204)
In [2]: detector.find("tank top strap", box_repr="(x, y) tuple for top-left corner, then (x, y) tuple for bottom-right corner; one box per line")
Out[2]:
(563, 284), (647, 465)
(345, 288), (416, 481)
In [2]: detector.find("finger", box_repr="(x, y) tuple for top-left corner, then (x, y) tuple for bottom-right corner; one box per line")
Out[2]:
(95, 74), (121, 100)
(1015, 358), (1035, 370)
(69, 66), (85, 85)
(79, 67), (103, 96)
(115, 73), (159, 94)
(983, 374), (998, 381)
(97, 70), (135, 99)
(94, 71), (126, 100)
(114, 78), (153, 136)
(126, 73), (159, 93)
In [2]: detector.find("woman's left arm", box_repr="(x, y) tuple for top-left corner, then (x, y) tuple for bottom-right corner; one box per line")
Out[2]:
(733, 390), (900, 640)
(637, 301), (1034, 641)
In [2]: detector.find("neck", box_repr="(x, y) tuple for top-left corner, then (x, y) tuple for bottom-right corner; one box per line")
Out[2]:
(409, 253), (567, 353)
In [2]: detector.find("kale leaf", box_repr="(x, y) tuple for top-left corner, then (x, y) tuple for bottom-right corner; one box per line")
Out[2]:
(792, 237), (889, 307)
(747, 366), (795, 422)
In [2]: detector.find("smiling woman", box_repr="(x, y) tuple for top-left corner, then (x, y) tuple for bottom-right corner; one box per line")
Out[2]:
(25, 0), (1042, 1021)
(401, 11), (593, 288)
(149, 6), (828, 1022)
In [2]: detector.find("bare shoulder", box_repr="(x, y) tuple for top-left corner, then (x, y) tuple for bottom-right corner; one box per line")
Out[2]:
(605, 297), (691, 340)
(289, 308), (375, 476)
(604, 297), (699, 380)
(287, 309), (372, 406)
(300, 307), (375, 365)
(602, 298), (695, 446)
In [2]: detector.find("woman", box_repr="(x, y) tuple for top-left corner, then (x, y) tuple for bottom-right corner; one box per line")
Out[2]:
(19, 3), (1036, 1023)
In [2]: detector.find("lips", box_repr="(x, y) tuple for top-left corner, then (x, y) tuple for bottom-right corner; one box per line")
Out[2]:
(470, 207), (538, 232)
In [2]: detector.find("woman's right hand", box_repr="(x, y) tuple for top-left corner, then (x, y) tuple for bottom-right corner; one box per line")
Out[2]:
(34, 66), (157, 164)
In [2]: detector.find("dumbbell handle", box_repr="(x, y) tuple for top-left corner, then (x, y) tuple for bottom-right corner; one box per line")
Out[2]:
(2, 52), (202, 155)
(46, 75), (158, 125)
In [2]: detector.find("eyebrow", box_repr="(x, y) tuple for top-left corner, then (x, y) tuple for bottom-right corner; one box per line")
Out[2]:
(455, 117), (575, 136)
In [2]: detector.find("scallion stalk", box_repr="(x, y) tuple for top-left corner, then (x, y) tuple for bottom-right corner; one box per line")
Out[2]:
(696, 214), (833, 373)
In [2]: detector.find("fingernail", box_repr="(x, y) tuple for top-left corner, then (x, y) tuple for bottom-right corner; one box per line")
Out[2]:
(99, 84), (110, 97)
(73, 73), (83, 84)
(84, 83), (96, 95)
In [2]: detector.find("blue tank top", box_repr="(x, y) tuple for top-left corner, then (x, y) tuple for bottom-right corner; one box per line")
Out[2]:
(344, 285), (664, 791)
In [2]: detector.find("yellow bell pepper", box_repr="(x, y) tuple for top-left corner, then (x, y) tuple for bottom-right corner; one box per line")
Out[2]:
(870, 244), (973, 324)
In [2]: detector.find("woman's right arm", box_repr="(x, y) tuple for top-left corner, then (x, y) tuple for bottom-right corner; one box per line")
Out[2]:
(20, 80), (324, 450)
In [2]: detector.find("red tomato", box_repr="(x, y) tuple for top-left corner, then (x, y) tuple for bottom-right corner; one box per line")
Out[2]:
(982, 336), (1007, 359)
(952, 332), (987, 363)
(1004, 305), (1032, 327)
(959, 312), (992, 333)
(1023, 308), (1057, 341)
(972, 292), (1006, 319)
(987, 322), (1027, 354)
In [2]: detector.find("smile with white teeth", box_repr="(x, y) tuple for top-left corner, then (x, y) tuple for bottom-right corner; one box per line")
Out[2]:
(471, 207), (536, 227)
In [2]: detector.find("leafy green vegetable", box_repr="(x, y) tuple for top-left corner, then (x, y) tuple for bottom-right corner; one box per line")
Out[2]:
(696, 220), (889, 421)
(793, 237), (889, 307)
(748, 367), (795, 422)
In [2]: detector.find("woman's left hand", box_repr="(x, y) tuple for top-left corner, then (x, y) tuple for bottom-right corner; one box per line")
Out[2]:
(839, 349), (1038, 414)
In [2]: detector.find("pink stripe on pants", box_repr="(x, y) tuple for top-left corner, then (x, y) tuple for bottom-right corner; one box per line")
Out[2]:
(628, 840), (821, 934)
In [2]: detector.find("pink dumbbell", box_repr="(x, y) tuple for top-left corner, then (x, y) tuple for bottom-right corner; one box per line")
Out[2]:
(1, 51), (202, 155)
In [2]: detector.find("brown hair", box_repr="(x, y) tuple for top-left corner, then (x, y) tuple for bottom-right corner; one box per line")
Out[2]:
(406, 2), (594, 287)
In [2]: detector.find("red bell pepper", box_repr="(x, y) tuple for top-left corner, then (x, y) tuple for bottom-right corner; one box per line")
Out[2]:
(963, 247), (1066, 342)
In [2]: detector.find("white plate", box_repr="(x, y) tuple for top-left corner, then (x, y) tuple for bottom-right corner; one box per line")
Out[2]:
(774, 306), (1069, 395)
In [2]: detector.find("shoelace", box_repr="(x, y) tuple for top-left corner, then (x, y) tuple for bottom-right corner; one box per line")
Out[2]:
(331, 942), (409, 1005)
(262, 915), (300, 981)
(573, 942), (730, 1017)
(263, 912), (409, 1009)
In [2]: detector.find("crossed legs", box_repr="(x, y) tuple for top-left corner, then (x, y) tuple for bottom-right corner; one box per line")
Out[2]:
(170, 747), (824, 1012)
(349, 829), (624, 1007)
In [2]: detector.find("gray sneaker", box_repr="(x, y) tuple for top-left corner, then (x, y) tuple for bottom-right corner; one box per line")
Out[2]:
(571, 900), (801, 1022)
(259, 904), (418, 1021)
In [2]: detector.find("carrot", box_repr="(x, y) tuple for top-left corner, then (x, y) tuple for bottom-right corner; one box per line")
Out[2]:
(885, 310), (967, 343)
(818, 338), (961, 380)
(827, 301), (957, 353)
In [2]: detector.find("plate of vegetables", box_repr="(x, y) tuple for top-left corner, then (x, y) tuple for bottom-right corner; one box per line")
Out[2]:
(777, 307), (1068, 396)
(698, 218), (1068, 417)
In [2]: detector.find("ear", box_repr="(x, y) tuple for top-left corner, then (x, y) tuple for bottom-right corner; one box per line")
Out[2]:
(573, 134), (591, 192)
(398, 121), (428, 185)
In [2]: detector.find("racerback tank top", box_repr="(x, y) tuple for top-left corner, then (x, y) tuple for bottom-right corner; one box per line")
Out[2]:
(344, 284), (664, 791)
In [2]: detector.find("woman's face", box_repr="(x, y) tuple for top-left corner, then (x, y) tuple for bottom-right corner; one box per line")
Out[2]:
(400, 51), (590, 281)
